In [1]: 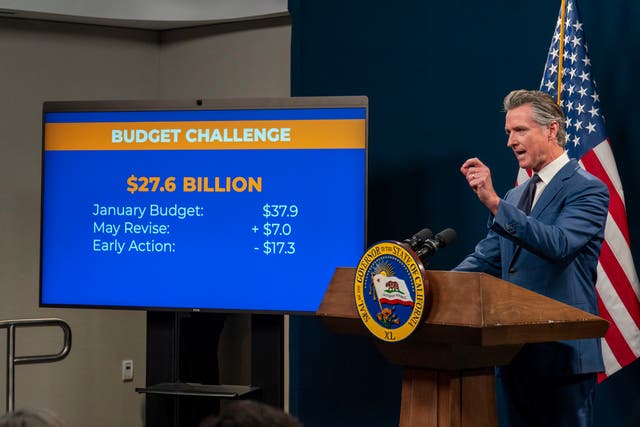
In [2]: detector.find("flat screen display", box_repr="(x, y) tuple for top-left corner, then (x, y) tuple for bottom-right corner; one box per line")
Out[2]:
(40, 97), (367, 313)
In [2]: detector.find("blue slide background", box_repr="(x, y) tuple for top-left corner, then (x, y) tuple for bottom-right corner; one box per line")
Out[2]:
(41, 148), (365, 312)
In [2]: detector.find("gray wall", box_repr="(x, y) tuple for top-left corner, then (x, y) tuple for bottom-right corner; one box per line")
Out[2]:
(0, 16), (290, 427)
(159, 19), (291, 98)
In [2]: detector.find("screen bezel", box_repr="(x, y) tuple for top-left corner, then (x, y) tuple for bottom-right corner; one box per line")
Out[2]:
(40, 96), (368, 314)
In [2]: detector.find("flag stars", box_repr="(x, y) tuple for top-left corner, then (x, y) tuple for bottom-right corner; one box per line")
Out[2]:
(572, 135), (581, 147)
(591, 92), (600, 102)
(578, 87), (588, 97)
(569, 52), (578, 64)
(545, 80), (555, 91)
(589, 106), (599, 117)
(579, 71), (589, 82)
(566, 100), (574, 112)
(573, 21), (583, 32)
(568, 68), (577, 79)
(582, 56), (591, 67)
(575, 120), (583, 131)
(576, 103), (585, 114)
(566, 85), (575, 95)
(586, 122), (596, 133)
(550, 47), (559, 59)
(571, 35), (582, 47)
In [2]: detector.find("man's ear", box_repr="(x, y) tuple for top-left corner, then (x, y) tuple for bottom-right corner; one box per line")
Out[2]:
(548, 121), (559, 142)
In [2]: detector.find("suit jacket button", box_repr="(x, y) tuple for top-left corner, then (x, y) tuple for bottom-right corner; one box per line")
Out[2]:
(509, 268), (516, 273)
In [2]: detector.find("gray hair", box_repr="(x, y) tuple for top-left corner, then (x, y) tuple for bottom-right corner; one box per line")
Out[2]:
(0, 408), (66, 427)
(503, 89), (567, 148)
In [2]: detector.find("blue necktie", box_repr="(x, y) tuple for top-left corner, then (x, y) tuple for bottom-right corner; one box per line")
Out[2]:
(517, 174), (541, 215)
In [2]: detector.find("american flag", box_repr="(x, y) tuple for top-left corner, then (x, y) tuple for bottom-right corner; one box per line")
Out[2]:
(518, 0), (640, 379)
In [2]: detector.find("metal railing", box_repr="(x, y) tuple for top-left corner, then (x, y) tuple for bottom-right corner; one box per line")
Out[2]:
(0, 318), (72, 413)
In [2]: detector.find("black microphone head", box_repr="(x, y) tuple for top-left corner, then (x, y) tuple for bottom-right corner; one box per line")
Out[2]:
(414, 228), (433, 242)
(435, 228), (457, 247)
(404, 228), (433, 249)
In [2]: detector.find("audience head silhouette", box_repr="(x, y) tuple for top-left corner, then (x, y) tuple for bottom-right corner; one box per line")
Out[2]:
(0, 408), (66, 427)
(198, 400), (301, 427)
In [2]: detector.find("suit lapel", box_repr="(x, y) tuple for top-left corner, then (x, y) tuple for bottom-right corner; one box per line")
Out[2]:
(529, 160), (578, 218)
(506, 160), (578, 269)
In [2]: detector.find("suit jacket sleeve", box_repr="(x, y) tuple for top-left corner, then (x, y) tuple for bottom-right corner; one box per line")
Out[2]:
(453, 215), (502, 276)
(490, 172), (609, 263)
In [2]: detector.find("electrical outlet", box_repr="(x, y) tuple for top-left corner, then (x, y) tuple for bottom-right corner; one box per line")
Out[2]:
(122, 359), (134, 382)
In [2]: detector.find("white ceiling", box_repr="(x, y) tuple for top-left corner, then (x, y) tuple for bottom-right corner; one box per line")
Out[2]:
(0, 0), (289, 30)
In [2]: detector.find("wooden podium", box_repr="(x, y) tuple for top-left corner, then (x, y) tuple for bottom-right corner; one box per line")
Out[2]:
(316, 268), (609, 427)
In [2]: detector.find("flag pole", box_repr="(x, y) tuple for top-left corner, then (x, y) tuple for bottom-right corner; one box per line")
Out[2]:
(557, 0), (567, 103)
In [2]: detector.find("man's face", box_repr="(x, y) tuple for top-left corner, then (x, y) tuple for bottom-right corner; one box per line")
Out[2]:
(505, 103), (558, 172)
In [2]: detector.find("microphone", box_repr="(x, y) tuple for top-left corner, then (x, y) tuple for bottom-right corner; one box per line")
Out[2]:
(403, 228), (433, 250)
(415, 228), (457, 259)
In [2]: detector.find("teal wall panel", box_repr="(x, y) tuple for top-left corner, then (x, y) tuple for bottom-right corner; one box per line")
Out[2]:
(288, 1), (640, 426)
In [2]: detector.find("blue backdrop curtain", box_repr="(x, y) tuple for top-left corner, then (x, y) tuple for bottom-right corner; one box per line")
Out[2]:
(288, 1), (640, 426)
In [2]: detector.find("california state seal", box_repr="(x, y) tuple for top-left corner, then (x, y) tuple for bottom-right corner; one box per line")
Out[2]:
(353, 241), (428, 342)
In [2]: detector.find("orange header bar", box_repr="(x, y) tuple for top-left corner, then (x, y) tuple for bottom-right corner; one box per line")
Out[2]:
(45, 119), (365, 151)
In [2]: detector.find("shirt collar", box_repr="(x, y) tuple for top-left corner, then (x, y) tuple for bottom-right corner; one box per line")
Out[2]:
(536, 151), (569, 185)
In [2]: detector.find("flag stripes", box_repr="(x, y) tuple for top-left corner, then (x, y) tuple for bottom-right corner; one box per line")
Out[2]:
(537, 0), (640, 378)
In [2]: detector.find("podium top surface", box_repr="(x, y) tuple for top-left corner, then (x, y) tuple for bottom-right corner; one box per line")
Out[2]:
(317, 268), (609, 347)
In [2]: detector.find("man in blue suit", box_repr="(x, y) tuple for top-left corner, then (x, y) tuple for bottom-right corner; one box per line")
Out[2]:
(455, 90), (609, 427)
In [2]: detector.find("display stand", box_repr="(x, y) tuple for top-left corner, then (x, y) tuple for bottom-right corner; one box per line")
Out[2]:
(317, 268), (609, 427)
(143, 311), (283, 427)
(136, 383), (260, 399)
